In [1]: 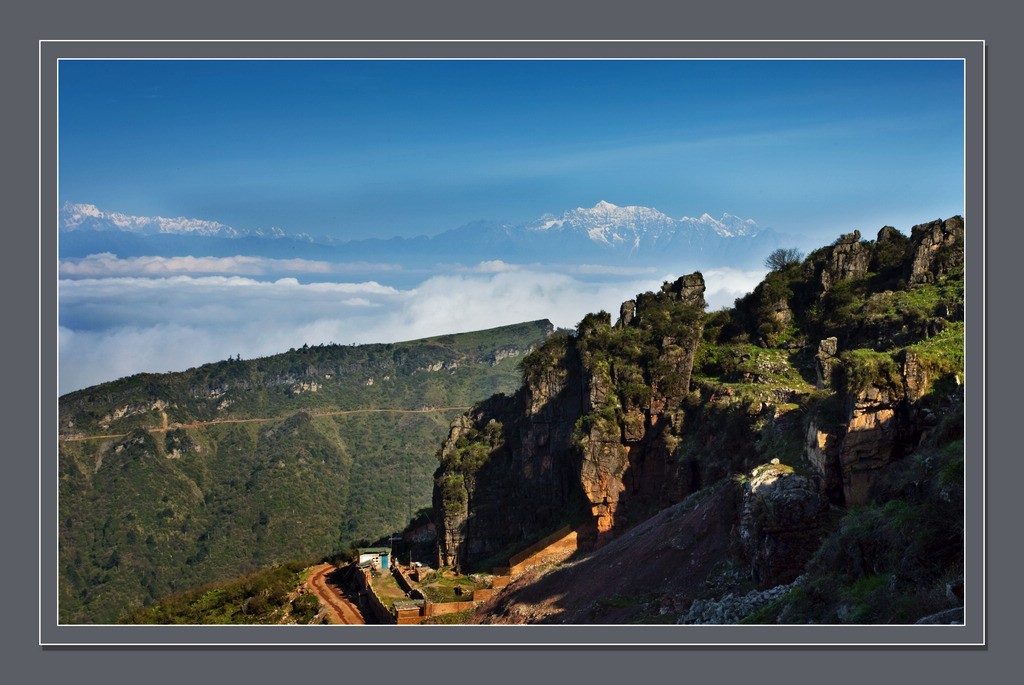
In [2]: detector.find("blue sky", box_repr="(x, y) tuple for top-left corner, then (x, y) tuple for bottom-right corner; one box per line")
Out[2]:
(59, 58), (965, 242)
(57, 58), (966, 394)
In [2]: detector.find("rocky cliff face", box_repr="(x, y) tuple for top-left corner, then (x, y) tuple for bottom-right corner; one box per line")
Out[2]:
(434, 274), (708, 570)
(732, 217), (964, 596)
(909, 216), (965, 284)
(577, 273), (707, 542)
(802, 339), (963, 508)
(433, 341), (585, 568)
(790, 216), (965, 508)
(433, 216), (965, 624)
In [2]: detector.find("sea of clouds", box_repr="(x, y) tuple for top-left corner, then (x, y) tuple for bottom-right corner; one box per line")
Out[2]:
(57, 256), (765, 395)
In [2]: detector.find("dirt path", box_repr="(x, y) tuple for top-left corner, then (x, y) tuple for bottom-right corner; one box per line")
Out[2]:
(60, 406), (471, 442)
(306, 563), (366, 625)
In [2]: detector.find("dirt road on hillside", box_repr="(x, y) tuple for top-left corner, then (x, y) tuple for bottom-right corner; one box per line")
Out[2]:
(60, 406), (471, 442)
(306, 563), (366, 625)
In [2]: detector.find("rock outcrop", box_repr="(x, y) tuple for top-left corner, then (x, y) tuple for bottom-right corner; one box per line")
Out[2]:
(660, 272), (707, 308)
(578, 274), (707, 542)
(876, 225), (901, 244)
(434, 274), (708, 570)
(804, 341), (963, 507)
(737, 461), (829, 586)
(820, 230), (871, 292)
(909, 216), (965, 284)
(814, 337), (838, 390)
(616, 300), (636, 328)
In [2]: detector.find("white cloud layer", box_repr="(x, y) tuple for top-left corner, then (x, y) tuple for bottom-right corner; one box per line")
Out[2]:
(57, 263), (764, 395)
(700, 267), (769, 310)
(58, 253), (399, 278)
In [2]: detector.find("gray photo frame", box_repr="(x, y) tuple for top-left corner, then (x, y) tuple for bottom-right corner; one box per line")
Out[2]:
(38, 38), (985, 650)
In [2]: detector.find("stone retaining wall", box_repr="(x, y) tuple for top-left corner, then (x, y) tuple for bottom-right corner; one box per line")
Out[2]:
(393, 566), (415, 594)
(354, 568), (396, 625)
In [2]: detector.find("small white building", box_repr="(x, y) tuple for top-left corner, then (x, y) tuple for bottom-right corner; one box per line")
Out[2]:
(357, 547), (391, 570)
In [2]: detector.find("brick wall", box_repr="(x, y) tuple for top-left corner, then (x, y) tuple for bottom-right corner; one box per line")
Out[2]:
(395, 607), (424, 625)
(423, 600), (477, 618)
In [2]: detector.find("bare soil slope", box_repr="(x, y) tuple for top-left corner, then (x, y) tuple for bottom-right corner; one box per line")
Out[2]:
(472, 483), (738, 624)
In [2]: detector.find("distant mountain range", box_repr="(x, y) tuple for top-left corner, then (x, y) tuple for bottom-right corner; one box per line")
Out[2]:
(60, 202), (309, 240)
(59, 201), (792, 270)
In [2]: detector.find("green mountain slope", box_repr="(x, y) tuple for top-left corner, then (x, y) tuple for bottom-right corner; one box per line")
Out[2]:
(58, 320), (553, 623)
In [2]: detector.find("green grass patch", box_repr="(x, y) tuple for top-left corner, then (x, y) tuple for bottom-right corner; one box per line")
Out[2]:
(120, 559), (314, 624)
(418, 573), (482, 603)
(907, 321), (964, 379)
(838, 348), (902, 395)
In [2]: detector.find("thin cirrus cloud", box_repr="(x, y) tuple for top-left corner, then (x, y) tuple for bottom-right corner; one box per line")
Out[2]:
(57, 262), (766, 395)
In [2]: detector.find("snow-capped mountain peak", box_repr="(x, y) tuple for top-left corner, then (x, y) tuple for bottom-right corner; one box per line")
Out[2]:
(60, 202), (242, 237)
(59, 202), (308, 240)
(527, 201), (681, 247)
(523, 201), (767, 251)
(678, 211), (762, 238)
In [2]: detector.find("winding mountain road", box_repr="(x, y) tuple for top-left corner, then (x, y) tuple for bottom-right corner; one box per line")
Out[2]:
(306, 563), (366, 625)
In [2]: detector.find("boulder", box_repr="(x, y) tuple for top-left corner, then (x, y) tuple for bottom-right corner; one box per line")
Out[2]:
(738, 462), (829, 586)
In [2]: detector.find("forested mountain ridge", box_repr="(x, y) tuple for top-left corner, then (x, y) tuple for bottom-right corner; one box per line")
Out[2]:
(58, 320), (554, 623)
(59, 320), (555, 437)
